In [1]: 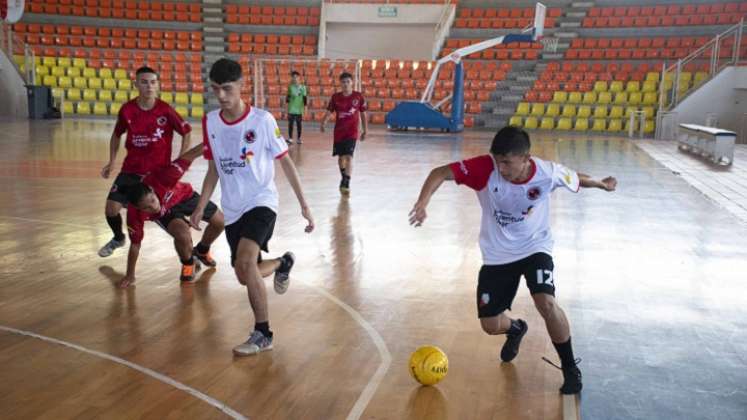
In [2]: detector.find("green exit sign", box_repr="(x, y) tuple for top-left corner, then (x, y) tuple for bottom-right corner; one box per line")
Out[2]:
(378, 6), (397, 17)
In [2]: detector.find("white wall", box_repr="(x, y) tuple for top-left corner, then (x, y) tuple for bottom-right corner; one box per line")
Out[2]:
(0, 50), (28, 118)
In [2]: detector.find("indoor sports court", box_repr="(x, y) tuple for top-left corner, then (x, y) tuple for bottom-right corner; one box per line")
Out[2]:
(1, 1), (746, 419)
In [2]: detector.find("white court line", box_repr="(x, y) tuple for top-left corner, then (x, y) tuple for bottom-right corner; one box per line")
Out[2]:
(308, 286), (392, 420)
(0, 215), (92, 229)
(563, 394), (580, 420)
(0, 325), (249, 420)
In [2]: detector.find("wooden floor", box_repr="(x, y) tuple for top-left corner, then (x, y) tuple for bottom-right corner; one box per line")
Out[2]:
(0, 118), (745, 420)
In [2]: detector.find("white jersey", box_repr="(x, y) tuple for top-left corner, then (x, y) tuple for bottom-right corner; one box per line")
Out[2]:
(202, 105), (289, 225)
(449, 155), (580, 265)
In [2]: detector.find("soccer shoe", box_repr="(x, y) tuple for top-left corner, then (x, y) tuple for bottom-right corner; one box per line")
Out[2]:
(339, 179), (350, 195)
(500, 319), (528, 362)
(560, 363), (583, 394)
(233, 330), (273, 356)
(180, 261), (202, 283)
(98, 237), (126, 257)
(296, 138), (303, 144)
(285, 138), (294, 145)
(273, 252), (295, 294)
(193, 248), (217, 268)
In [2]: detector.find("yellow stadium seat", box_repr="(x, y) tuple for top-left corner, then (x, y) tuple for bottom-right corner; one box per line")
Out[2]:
(628, 92), (642, 105)
(72, 58), (86, 68)
(661, 79), (673, 91)
(174, 92), (189, 105)
(663, 72), (674, 82)
(642, 106), (655, 118)
(83, 89), (97, 101)
(642, 92), (657, 105)
(680, 72), (692, 84)
(129, 90), (138, 99)
(577, 105), (591, 118)
(609, 81), (624, 93)
(51, 66), (65, 77)
(42, 75), (57, 87)
(66, 67), (81, 77)
(103, 78), (117, 90)
(694, 72), (708, 85)
(516, 102), (530, 116)
(626, 81), (640, 93)
(118, 79), (132, 90)
(625, 106), (638, 118)
(509, 115), (523, 127)
(641, 81), (657, 93)
(62, 101), (74, 115)
(524, 116), (539, 129)
(110, 102), (123, 115)
(73, 77), (87, 89)
(58, 57), (72, 67)
(191, 93), (204, 105)
(174, 106), (189, 118)
(191, 106), (204, 119)
(582, 92), (597, 104)
(645, 72), (659, 82)
(42, 57), (56, 67)
(99, 90), (113, 101)
(76, 101), (91, 114)
(114, 90), (129, 102)
(677, 79), (690, 91)
(114, 69), (128, 80)
(99, 68), (113, 79)
(609, 106), (623, 118)
(591, 119), (606, 131)
(562, 105), (576, 117)
(58, 76), (72, 88)
(644, 119), (655, 133)
(557, 118), (572, 130)
(160, 92), (173, 103)
(598, 92), (612, 104)
(88, 78), (102, 89)
(51, 87), (64, 99)
(13, 55), (24, 66)
(552, 91), (568, 103)
(593, 106), (608, 118)
(567, 92), (582, 104)
(545, 103), (560, 117)
(607, 119), (623, 132)
(574, 118), (589, 131)
(530, 103), (544, 117)
(614, 92), (628, 105)
(593, 81), (608, 92)
(540, 117), (555, 129)
(82, 67), (96, 78)
(35, 65), (49, 76)
(93, 102), (108, 115)
(66, 88), (81, 101)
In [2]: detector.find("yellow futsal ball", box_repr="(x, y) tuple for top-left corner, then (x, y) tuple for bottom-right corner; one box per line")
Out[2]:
(409, 345), (448, 386)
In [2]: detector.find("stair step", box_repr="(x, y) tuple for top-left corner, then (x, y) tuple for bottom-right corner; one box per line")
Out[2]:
(571, 2), (595, 7)
(203, 7), (221, 13)
(204, 27), (223, 33)
(204, 17), (222, 24)
(566, 11), (586, 18)
(554, 31), (578, 38)
(560, 22), (581, 28)
(205, 45), (225, 53)
(205, 36), (224, 43)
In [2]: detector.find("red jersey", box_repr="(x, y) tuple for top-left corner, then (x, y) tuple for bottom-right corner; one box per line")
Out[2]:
(113, 99), (192, 175)
(126, 158), (194, 245)
(326, 91), (367, 143)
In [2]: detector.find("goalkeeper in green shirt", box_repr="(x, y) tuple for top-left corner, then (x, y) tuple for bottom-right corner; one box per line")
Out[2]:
(286, 71), (307, 145)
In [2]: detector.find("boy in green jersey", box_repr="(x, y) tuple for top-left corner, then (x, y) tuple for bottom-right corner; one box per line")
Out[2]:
(286, 71), (307, 145)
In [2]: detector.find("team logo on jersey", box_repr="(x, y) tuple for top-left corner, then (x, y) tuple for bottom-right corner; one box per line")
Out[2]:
(244, 129), (256, 144)
(564, 172), (573, 185)
(479, 293), (490, 307)
(156, 116), (167, 126)
(153, 128), (164, 139)
(521, 205), (534, 216)
(527, 187), (542, 200)
(274, 127), (282, 138)
(352, 99), (359, 106)
(459, 161), (469, 175)
(240, 148), (254, 163)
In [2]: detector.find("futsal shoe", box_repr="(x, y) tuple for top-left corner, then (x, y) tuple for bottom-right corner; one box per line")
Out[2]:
(193, 248), (217, 268)
(273, 252), (295, 294)
(296, 138), (303, 144)
(233, 330), (273, 356)
(500, 319), (528, 362)
(560, 364), (583, 394)
(180, 261), (202, 283)
(98, 237), (126, 257)
(339, 179), (350, 195)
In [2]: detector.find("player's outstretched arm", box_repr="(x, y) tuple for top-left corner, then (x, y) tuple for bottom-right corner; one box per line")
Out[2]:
(178, 131), (193, 156)
(578, 173), (617, 191)
(119, 243), (140, 288)
(190, 160), (219, 230)
(177, 142), (205, 163)
(279, 154), (314, 233)
(101, 132), (122, 179)
(409, 165), (454, 227)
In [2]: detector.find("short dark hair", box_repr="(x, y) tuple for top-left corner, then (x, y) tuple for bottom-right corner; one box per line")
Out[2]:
(126, 182), (153, 207)
(135, 66), (158, 79)
(291, 71), (300, 77)
(490, 126), (531, 156)
(209, 58), (242, 84)
(339, 72), (353, 81)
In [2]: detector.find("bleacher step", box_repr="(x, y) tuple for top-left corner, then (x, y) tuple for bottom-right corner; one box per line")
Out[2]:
(566, 11), (587, 18)
(560, 22), (581, 28)
(204, 17), (222, 24)
(204, 27), (223, 34)
(554, 31), (578, 39)
(571, 2), (594, 8)
(205, 45), (225, 53)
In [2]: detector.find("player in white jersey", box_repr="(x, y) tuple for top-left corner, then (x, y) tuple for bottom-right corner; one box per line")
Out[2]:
(409, 126), (616, 394)
(190, 58), (315, 357)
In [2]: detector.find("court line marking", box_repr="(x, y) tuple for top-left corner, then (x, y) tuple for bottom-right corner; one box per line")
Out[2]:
(0, 325), (248, 420)
(0, 215), (92, 229)
(563, 394), (580, 420)
(307, 286), (392, 420)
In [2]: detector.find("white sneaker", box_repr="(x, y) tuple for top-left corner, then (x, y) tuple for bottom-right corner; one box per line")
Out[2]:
(233, 331), (273, 356)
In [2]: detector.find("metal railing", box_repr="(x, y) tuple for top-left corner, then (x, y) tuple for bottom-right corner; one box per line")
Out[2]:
(0, 20), (34, 85)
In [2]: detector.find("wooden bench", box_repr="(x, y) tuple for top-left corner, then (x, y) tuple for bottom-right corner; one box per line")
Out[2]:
(677, 123), (736, 165)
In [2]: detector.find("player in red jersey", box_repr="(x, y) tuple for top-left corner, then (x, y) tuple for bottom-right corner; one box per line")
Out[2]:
(320, 72), (367, 195)
(99, 66), (193, 258)
(118, 143), (224, 288)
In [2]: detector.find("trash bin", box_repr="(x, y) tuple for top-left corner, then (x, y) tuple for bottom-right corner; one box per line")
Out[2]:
(27, 85), (52, 119)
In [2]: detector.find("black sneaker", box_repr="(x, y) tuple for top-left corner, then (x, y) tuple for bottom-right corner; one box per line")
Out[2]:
(500, 319), (528, 362)
(339, 178), (350, 195)
(560, 364), (583, 394)
(273, 252), (295, 294)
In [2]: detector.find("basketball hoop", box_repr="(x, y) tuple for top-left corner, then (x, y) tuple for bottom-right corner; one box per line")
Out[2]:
(540, 37), (558, 53)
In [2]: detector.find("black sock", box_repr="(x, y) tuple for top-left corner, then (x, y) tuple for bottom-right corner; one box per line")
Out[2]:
(255, 321), (273, 337)
(553, 337), (576, 368)
(106, 215), (125, 241)
(339, 166), (346, 178)
(194, 242), (210, 255)
(506, 319), (522, 335)
(180, 256), (195, 265)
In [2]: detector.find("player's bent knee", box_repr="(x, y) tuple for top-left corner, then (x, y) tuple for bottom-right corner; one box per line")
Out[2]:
(480, 315), (505, 335)
(532, 294), (557, 319)
(234, 257), (258, 284)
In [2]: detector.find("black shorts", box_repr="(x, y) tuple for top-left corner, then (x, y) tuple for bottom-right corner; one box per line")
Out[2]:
(106, 172), (143, 205)
(332, 138), (356, 157)
(225, 206), (276, 266)
(477, 252), (556, 318)
(155, 192), (219, 230)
